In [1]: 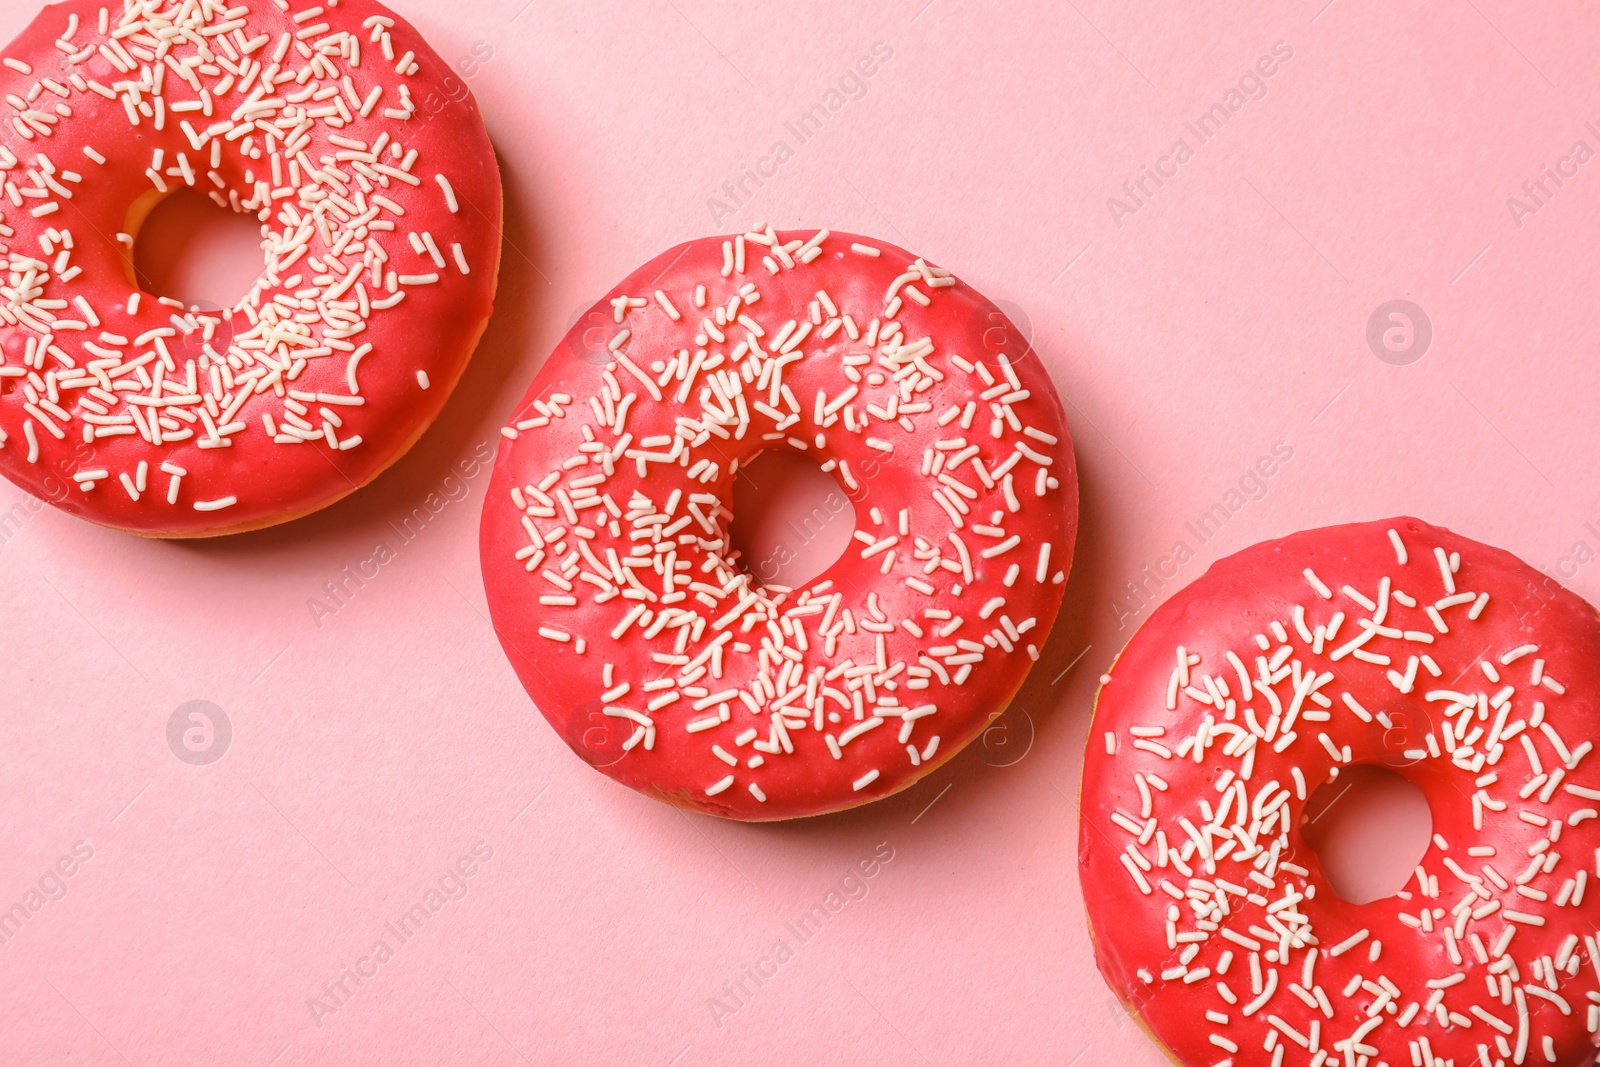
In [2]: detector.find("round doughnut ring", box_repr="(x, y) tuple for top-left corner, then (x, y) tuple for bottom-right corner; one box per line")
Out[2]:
(1080, 517), (1600, 1067)
(0, 0), (500, 535)
(481, 227), (1077, 820)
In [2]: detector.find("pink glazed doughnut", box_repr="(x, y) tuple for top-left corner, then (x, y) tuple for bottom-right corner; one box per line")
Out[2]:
(1081, 518), (1600, 1067)
(0, 0), (501, 535)
(481, 227), (1077, 820)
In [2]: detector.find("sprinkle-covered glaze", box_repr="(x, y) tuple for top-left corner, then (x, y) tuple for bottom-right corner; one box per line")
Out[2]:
(0, 0), (500, 535)
(1081, 518), (1600, 1067)
(481, 228), (1077, 820)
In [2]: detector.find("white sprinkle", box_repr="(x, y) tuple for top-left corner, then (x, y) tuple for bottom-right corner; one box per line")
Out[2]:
(1302, 568), (1332, 599)
(1387, 527), (1407, 564)
(1328, 929), (1370, 956)
(435, 173), (458, 212)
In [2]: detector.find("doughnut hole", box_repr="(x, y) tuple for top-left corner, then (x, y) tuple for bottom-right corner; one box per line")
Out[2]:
(729, 449), (857, 590)
(1301, 764), (1432, 905)
(129, 186), (264, 312)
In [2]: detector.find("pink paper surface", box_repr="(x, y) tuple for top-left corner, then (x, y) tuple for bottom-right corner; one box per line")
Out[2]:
(3, 1), (1599, 1064)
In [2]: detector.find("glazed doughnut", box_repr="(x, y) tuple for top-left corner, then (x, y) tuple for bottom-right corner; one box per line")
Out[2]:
(1080, 518), (1600, 1067)
(481, 227), (1077, 820)
(0, 0), (500, 536)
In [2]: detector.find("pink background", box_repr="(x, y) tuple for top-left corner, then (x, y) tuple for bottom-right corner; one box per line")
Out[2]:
(4, 0), (1600, 1064)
